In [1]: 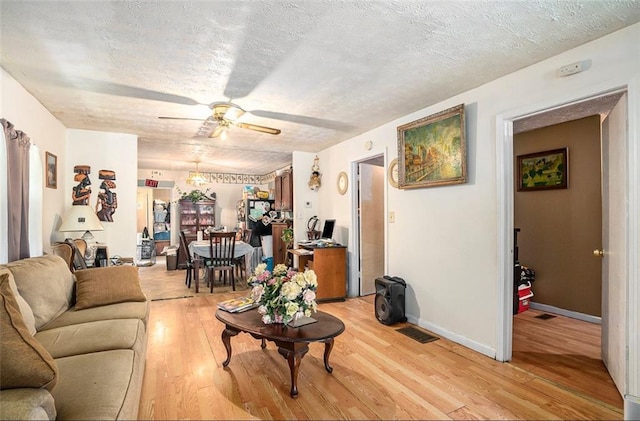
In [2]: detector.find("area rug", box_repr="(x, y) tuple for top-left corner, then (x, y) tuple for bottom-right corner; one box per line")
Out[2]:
(138, 256), (249, 301)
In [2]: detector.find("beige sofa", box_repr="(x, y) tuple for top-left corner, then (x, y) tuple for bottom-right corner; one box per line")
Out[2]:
(0, 255), (150, 420)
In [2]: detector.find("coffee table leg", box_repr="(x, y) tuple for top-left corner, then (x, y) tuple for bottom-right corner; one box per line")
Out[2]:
(323, 338), (335, 373)
(261, 338), (266, 349)
(278, 345), (309, 398)
(221, 326), (239, 367)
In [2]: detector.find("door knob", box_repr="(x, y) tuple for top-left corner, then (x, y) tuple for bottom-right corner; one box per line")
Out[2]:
(593, 249), (604, 257)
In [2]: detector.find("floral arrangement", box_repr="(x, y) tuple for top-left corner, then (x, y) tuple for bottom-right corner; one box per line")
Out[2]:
(250, 263), (318, 325)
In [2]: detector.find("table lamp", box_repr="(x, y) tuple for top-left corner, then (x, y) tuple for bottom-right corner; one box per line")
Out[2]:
(58, 205), (104, 240)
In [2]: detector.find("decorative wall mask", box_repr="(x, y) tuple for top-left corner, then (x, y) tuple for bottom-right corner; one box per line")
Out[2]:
(96, 170), (117, 222)
(72, 165), (92, 205)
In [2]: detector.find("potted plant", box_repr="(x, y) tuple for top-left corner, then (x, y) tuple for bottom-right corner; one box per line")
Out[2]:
(176, 187), (215, 202)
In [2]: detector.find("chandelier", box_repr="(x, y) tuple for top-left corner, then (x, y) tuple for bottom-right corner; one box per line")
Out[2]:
(186, 162), (207, 187)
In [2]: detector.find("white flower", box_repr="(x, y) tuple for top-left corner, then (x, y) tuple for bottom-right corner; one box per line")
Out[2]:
(280, 281), (302, 300)
(261, 314), (272, 324)
(292, 272), (307, 288)
(285, 302), (299, 316)
(257, 305), (267, 315)
(273, 264), (288, 276)
(255, 263), (267, 276)
(304, 270), (318, 287)
(304, 309), (311, 317)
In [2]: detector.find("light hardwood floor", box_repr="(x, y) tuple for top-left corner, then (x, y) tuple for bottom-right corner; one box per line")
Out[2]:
(137, 263), (622, 420)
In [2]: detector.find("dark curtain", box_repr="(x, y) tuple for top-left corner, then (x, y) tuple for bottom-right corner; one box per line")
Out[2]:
(2, 119), (31, 262)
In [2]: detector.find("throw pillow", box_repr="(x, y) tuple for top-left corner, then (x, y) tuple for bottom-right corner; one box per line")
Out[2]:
(0, 274), (58, 391)
(74, 266), (147, 310)
(7, 254), (75, 330)
(0, 267), (36, 336)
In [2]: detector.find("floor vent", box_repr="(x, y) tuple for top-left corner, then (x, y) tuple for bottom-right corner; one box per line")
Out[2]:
(535, 313), (557, 320)
(396, 326), (439, 344)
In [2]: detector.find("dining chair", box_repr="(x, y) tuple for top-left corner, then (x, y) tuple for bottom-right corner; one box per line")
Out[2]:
(207, 231), (236, 292)
(233, 229), (253, 283)
(51, 242), (75, 271)
(179, 230), (196, 289)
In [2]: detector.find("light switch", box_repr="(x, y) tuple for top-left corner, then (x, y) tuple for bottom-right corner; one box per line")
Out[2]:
(389, 211), (395, 223)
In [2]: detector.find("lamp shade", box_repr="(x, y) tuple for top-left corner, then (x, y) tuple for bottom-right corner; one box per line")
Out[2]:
(59, 205), (104, 238)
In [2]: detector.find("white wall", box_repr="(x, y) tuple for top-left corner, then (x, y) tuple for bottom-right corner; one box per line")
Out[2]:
(1, 67), (67, 252)
(66, 130), (138, 258)
(303, 23), (640, 358)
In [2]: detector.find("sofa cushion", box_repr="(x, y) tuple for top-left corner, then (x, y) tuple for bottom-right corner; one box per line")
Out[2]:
(74, 266), (146, 310)
(35, 318), (145, 359)
(0, 274), (58, 391)
(0, 266), (36, 335)
(7, 255), (74, 330)
(52, 349), (142, 420)
(0, 388), (57, 421)
(39, 300), (150, 331)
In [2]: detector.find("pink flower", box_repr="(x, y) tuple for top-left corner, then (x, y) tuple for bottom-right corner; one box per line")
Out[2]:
(303, 289), (316, 304)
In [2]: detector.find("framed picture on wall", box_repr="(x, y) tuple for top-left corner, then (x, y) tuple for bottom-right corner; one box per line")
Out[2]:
(45, 151), (57, 189)
(397, 103), (466, 189)
(517, 147), (568, 191)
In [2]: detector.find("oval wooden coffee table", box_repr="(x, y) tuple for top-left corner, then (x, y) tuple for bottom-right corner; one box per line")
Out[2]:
(215, 309), (345, 397)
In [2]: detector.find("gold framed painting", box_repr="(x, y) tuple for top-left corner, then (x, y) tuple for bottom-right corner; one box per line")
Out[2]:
(517, 148), (568, 191)
(397, 104), (466, 189)
(45, 151), (57, 189)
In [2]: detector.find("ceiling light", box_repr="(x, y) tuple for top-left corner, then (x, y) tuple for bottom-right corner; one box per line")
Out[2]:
(186, 161), (207, 187)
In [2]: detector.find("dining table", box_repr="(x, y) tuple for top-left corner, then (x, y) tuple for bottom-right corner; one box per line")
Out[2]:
(188, 240), (255, 293)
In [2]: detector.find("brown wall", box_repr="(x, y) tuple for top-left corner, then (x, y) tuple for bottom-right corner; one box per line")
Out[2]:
(514, 116), (602, 316)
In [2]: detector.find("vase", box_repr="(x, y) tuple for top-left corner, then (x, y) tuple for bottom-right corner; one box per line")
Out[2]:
(286, 315), (317, 328)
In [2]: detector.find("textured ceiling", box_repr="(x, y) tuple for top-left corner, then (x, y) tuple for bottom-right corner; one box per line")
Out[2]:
(2, 1), (639, 175)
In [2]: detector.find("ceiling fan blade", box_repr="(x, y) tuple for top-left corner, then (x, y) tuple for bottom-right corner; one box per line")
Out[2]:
(249, 110), (355, 131)
(209, 124), (227, 138)
(235, 122), (281, 135)
(158, 116), (204, 121)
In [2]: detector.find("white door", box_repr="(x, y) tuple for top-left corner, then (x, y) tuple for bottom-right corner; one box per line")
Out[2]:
(601, 93), (627, 396)
(359, 162), (385, 295)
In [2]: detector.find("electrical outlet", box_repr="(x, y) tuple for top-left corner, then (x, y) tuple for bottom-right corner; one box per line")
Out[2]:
(389, 211), (395, 223)
(558, 61), (584, 77)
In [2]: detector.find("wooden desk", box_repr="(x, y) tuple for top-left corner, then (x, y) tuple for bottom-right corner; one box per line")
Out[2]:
(289, 244), (347, 301)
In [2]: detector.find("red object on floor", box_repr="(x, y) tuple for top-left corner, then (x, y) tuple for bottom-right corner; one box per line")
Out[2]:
(517, 282), (533, 314)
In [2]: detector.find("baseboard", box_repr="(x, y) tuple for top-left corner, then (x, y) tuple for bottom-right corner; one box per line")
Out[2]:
(529, 302), (602, 324)
(406, 315), (496, 359)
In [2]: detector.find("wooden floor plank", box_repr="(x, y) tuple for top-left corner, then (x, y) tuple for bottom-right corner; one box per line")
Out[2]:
(137, 262), (623, 420)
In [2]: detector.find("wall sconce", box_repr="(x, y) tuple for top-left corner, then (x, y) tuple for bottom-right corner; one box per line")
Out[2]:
(308, 155), (322, 191)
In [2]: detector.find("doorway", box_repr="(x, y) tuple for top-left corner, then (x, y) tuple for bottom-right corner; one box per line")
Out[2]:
(357, 154), (385, 296)
(511, 107), (622, 407)
(497, 89), (632, 406)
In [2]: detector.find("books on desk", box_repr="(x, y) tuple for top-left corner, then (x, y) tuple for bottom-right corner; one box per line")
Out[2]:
(217, 296), (258, 313)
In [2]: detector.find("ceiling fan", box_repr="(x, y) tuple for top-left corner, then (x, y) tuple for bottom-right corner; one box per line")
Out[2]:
(159, 101), (281, 138)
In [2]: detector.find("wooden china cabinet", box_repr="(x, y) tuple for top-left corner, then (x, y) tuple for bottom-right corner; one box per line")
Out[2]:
(177, 199), (215, 267)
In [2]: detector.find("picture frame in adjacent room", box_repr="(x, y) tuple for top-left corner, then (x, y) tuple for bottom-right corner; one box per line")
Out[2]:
(517, 147), (568, 191)
(45, 151), (57, 189)
(397, 103), (466, 189)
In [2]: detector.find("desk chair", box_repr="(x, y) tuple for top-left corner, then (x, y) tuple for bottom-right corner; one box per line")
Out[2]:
(179, 230), (196, 289)
(207, 232), (236, 292)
